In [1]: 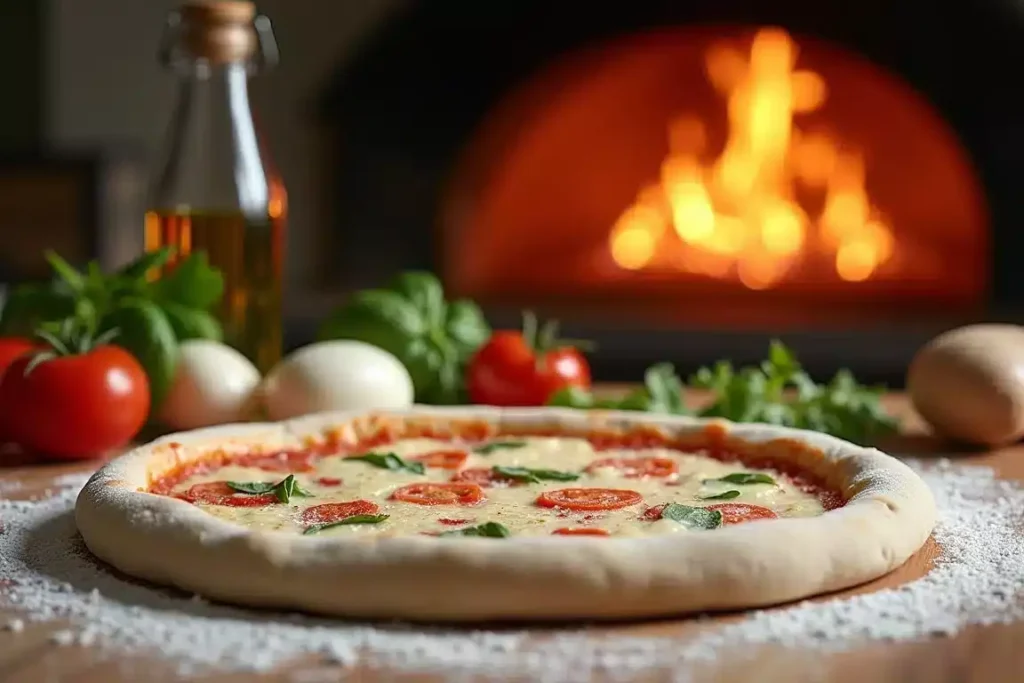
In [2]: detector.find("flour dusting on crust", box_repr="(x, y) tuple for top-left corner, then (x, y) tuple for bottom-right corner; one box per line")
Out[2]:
(1, 457), (1021, 680)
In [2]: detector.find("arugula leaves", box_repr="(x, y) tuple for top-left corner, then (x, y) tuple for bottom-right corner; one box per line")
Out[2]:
(692, 340), (898, 443)
(548, 362), (688, 415)
(700, 490), (741, 501)
(303, 514), (390, 535)
(474, 440), (527, 455)
(546, 340), (896, 444)
(708, 472), (776, 486)
(438, 522), (511, 538)
(660, 504), (722, 530)
(491, 466), (579, 484)
(226, 474), (312, 503)
(346, 452), (426, 475)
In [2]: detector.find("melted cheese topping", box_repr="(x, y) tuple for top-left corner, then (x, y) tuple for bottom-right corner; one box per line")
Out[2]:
(166, 437), (827, 537)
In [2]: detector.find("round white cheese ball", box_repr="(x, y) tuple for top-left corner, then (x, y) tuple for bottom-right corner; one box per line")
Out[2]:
(261, 340), (414, 420)
(159, 340), (262, 430)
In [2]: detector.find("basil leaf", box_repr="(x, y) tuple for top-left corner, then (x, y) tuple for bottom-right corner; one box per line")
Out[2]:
(0, 283), (77, 336)
(302, 514), (390, 535)
(643, 362), (687, 414)
(444, 299), (491, 354)
(547, 386), (596, 409)
(474, 440), (527, 455)
(348, 452), (425, 474)
(439, 522), (511, 538)
(152, 251), (224, 311)
(100, 297), (178, 411)
(226, 481), (276, 494)
(274, 474), (312, 503)
(711, 473), (776, 486)
(700, 490), (741, 500)
(660, 504), (722, 530)
(161, 301), (223, 341)
(117, 247), (175, 281)
(492, 466), (579, 484)
(43, 251), (86, 292)
(390, 271), (446, 330)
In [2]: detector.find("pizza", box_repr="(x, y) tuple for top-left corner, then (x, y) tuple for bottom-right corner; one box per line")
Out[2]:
(75, 407), (936, 621)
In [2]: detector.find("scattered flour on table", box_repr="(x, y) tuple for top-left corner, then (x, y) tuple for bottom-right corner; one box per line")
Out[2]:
(1, 459), (1023, 681)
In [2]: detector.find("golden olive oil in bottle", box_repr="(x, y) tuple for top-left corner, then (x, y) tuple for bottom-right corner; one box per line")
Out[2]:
(146, 1), (286, 372)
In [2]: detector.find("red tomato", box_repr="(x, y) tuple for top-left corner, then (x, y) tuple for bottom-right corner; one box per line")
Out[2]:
(180, 481), (277, 507)
(0, 338), (35, 378)
(551, 527), (611, 536)
(413, 449), (469, 470)
(467, 315), (591, 406)
(315, 477), (344, 487)
(450, 467), (522, 487)
(586, 456), (679, 479)
(705, 503), (779, 524)
(301, 500), (379, 525)
(390, 482), (485, 506)
(536, 488), (643, 511)
(0, 344), (149, 459)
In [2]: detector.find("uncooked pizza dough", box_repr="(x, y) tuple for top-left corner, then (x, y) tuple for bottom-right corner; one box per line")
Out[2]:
(75, 407), (936, 621)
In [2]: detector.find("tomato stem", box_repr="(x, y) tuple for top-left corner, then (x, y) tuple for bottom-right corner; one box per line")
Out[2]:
(519, 310), (596, 356)
(22, 316), (120, 376)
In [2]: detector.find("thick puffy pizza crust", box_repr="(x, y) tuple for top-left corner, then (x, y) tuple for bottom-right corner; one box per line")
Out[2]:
(75, 407), (936, 621)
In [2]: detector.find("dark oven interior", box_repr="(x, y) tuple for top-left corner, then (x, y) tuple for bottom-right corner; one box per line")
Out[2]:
(307, 0), (1024, 385)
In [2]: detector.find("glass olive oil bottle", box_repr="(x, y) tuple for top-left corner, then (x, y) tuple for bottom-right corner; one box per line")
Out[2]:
(146, 1), (286, 373)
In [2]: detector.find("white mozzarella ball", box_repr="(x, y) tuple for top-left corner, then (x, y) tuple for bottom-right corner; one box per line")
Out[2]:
(160, 340), (262, 430)
(261, 340), (414, 420)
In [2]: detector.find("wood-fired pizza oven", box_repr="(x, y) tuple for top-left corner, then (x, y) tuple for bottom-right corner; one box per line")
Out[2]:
(315, 0), (1022, 384)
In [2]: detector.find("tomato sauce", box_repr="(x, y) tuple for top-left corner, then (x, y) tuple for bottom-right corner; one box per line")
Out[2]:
(147, 421), (846, 511)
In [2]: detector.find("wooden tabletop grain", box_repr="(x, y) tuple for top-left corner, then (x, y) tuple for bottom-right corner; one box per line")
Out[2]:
(1, 394), (1023, 683)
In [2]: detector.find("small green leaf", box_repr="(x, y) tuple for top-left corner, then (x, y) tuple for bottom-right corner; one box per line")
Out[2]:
(660, 503), (722, 529)
(389, 271), (447, 329)
(547, 386), (595, 409)
(474, 440), (527, 455)
(700, 490), (741, 500)
(226, 481), (276, 494)
(161, 301), (223, 341)
(117, 248), (175, 281)
(273, 474), (313, 503)
(152, 251), (225, 310)
(44, 251), (86, 292)
(710, 472), (776, 486)
(302, 513), (390, 535)
(492, 466), (579, 484)
(100, 298), (178, 410)
(644, 362), (687, 414)
(347, 452), (425, 474)
(439, 522), (511, 538)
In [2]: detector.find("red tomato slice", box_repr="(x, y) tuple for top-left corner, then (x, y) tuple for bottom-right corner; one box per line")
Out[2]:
(315, 477), (343, 486)
(391, 482), (485, 506)
(705, 503), (779, 524)
(536, 488), (642, 511)
(551, 527), (611, 536)
(240, 449), (316, 473)
(181, 481), (277, 507)
(641, 504), (668, 521)
(413, 449), (469, 470)
(450, 467), (522, 487)
(586, 456), (679, 478)
(301, 500), (379, 525)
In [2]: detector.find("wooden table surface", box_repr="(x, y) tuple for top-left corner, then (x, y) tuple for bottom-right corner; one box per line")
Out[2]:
(1, 394), (1023, 682)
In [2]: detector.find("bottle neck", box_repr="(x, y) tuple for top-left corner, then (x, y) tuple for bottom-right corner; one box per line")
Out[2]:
(152, 60), (271, 215)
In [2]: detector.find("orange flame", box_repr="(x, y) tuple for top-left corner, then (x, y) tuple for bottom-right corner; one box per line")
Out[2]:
(609, 27), (895, 286)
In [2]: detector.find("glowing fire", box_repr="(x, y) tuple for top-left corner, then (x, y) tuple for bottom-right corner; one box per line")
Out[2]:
(608, 27), (895, 288)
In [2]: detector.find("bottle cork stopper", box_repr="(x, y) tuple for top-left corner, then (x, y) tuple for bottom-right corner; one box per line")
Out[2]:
(176, 1), (258, 64)
(180, 1), (256, 24)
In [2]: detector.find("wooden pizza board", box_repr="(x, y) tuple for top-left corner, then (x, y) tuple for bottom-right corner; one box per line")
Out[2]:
(1, 393), (1022, 682)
